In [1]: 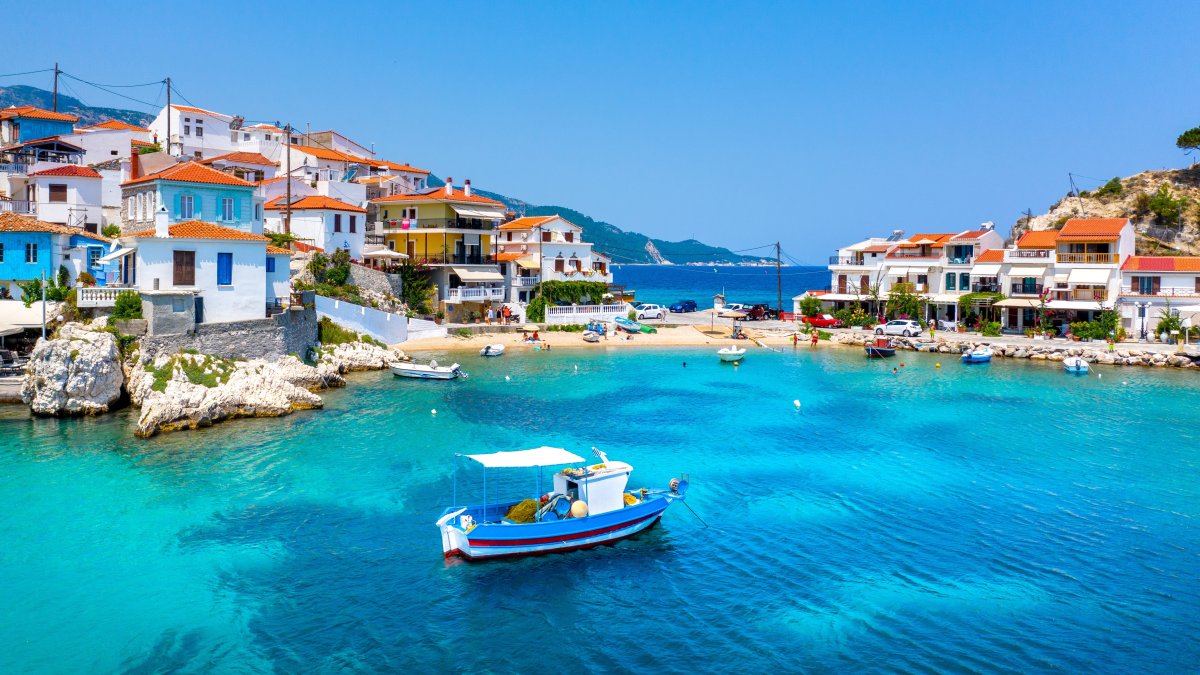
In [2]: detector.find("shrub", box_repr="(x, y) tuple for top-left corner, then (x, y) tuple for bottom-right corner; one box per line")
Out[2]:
(1095, 177), (1123, 198)
(981, 321), (1002, 337)
(325, 248), (351, 286)
(77, 271), (96, 286)
(834, 306), (874, 327)
(798, 296), (823, 318)
(111, 290), (143, 320)
(627, 309), (637, 321)
(1155, 313), (1183, 339)
(101, 224), (122, 238)
(1148, 184), (1187, 226)
(455, 328), (472, 338)
(317, 317), (385, 347)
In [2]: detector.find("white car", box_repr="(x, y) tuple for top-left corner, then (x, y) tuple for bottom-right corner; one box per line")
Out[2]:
(875, 319), (922, 337)
(718, 303), (748, 318)
(635, 303), (666, 320)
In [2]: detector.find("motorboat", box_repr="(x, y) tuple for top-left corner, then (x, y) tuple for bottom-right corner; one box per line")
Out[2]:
(582, 331), (601, 343)
(436, 447), (687, 560)
(480, 344), (505, 357)
(865, 337), (896, 358)
(391, 359), (466, 380)
(961, 346), (993, 364)
(1063, 356), (1090, 374)
(718, 346), (746, 362)
(614, 317), (642, 333)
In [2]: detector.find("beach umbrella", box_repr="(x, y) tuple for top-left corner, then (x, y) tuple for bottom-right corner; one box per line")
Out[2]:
(522, 323), (540, 331)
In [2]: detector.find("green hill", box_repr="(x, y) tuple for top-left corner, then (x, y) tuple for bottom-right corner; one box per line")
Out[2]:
(0, 84), (153, 128)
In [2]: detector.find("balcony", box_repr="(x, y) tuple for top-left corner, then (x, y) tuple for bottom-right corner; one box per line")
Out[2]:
(890, 282), (928, 293)
(888, 250), (937, 259)
(77, 286), (127, 308)
(1049, 287), (1107, 302)
(1057, 252), (1119, 264)
(944, 256), (973, 266)
(0, 200), (33, 214)
(829, 255), (868, 266)
(364, 234), (386, 246)
(1120, 286), (1200, 297)
(446, 286), (505, 302)
(969, 282), (1001, 293)
(1010, 283), (1044, 296)
(413, 252), (494, 266)
(1003, 249), (1052, 262)
(513, 275), (540, 287)
(380, 217), (498, 232)
(0, 162), (33, 174)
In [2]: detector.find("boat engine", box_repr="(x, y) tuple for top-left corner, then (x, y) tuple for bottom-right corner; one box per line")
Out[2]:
(670, 477), (689, 496)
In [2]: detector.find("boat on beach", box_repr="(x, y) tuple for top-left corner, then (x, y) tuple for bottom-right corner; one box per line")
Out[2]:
(391, 360), (466, 380)
(480, 344), (505, 357)
(582, 331), (601, 343)
(718, 346), (746, 362)
(865, 337), (896, 358)
(436, 447), (687, 560)
(1063, 356), (1090, 374)
(614, 316), (658, 334)
(961, 346), (993, 363)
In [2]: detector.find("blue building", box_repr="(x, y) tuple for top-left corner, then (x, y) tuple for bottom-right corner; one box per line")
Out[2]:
(0, 106), (78, 146)
(120, 161), (263, 235)
(0, 212), (113, 299)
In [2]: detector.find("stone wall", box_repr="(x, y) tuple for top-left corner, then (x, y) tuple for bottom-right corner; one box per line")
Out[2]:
(140, 304), (318, 361)
(348, 265), (403, 298)
(142, 291), (196, 336)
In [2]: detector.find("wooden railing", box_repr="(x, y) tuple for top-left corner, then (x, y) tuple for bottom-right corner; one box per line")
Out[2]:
(1057, 252), (1119, 264)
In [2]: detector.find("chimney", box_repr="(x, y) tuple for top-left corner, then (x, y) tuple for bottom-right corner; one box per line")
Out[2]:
(445, 176), (453, 196)
(464, 179), (471, 197)
(129, 146), (140, 181)
(154, 204), (170, 238)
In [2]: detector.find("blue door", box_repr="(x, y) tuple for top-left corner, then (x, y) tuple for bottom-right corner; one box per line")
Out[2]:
(194, 296), (205, 324)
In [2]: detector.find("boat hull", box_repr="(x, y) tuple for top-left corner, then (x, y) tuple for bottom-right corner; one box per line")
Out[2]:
(718, 349), (745, 362)
(1063, 357), (1090, 373)
(614, 318), (642, 333)
(391, 365), (461, 379)
(480, 345), (505, 357)
(865, 346), (895, 358)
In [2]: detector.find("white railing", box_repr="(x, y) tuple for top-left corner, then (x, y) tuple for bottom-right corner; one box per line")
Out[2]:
(446, 286), (506, 302)
(0, 200), (33, 214)
(1003, 249), (1052, 262)
(77, 286), (128, 308)
(544, 303), (630, 325)
(513, 275), (540, 287)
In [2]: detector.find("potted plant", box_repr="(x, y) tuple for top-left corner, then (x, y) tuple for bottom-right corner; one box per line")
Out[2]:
(434, 310), (445, 325)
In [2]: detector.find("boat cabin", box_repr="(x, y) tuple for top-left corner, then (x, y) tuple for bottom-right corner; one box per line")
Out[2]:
(553, 460), (632, 517)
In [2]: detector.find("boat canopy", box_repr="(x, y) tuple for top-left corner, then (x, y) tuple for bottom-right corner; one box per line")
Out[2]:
(464, 446), (585, 468)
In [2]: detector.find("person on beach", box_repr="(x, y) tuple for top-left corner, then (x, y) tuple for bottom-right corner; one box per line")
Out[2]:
(810, 330), (819, 347)
(532, 330), (540, 342)
(792, 333), (799, 348)
(486, 307), (494, 325)
(929, 319), (936, 340)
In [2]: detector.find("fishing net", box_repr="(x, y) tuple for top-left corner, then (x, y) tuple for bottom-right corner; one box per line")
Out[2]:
(505, 499), (539, 523)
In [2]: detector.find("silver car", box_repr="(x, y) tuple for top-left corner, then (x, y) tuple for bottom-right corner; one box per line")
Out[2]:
(875, 319), (921, 337)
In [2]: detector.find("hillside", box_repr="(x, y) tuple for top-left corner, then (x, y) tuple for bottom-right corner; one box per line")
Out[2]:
(1015, 165), (1200, 255)
(0, 84), (154, 128)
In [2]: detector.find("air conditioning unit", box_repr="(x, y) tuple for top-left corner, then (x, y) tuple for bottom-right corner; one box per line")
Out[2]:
(520, 233), (529, 242)
(520, 245), (528, 253)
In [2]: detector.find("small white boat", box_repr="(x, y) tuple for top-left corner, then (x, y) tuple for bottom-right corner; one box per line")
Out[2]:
(480, 344), (505, 357)
(391, 360), (466, 380)
(718, 346), (746, 362)
(1063, 356), (1090, 374)
(961, 346), (993, 364)
(582, 331), (600, 343)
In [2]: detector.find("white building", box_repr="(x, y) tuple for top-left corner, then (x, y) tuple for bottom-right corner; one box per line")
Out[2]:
(60, 120), (154, 166)
(264, 195), (368, 260)
(148, 105), (237, 159)
(200, 151), (278, 183)
(299, 130), (373, 159)
(495, 215), (614, 303)
(1117, 256), (1200, 340)
(25, 165), (104, 232)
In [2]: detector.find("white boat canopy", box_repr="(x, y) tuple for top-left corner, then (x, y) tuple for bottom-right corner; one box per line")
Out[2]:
(464, 447), (585, 468)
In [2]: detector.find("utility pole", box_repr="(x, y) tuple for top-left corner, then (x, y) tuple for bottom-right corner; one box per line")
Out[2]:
(285, 123), (292, 234)
(165, 77), (172, 155)
(775, 241), (782, 318)
(40, 271), (47, 340)
(52, 63), (60, 112)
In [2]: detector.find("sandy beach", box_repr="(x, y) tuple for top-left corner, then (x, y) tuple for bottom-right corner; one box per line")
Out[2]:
(397, 324), (750, 353)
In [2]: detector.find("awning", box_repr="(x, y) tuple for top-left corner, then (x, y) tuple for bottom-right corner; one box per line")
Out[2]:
(1053, 273), (1070, 283)
(450, 267), (503, 282)
(1067, 268), (1111, 284)
(971, 263), (1002, 276)
(464, 447), (585, 468)
(811, 293), (863, 302)
(450, 204), (505, 220)
(0, 300), (59, 333)
(926, 294), (962, 304)
(515, 257), (539, 270)
(1047, 300), (1112, 311)
(1009, 265), (1047, 277)
(363, 247), (408, 259)
(889, 267), (927, 276)
(97, 247), (134, 264)
(994, 298), (1039, 308)
(0, 326), (23, 337)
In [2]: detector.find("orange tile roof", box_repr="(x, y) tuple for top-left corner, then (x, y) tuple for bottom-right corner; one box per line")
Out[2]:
(371, 186), (503, 206)
(200, 151), (277, 167)
(266, 245), (293, 256)
(1058, 218), (1128, 240)
(264, 195), (365, 213)
(860, 244), (892, 253)
(952, 230), (987, 240)
(356, 175), (396, 186)
(974, 249), (1004, 263)
(366, 159), (431, 175)
(894, 233), (955, 249)
(0, 212), (110, 240)
(123, 220), (268, 242)
(171, 104), (230, 119)
(247, 124), (284, 132)
(1016, 230), (1058, 249)
(122, 161), (256, 187)
(28, 165), (102, 178)
(291, 145), (359, 162)
(131, 139), (156, 148)
(0, 106), (78, 122)
(498, 216), (557, 231)
(495, 252), (529, 262)
(3, 136), (84, 151)
(1121, 256), (1200, 272)
(83, 119), (149, 132)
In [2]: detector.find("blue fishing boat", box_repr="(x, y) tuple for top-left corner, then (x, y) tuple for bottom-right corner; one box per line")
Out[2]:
(865, 337), (896, 358)
(436, 447), (688, 560)
(961, 346), (993, 363)
(614, 317), (643, 333)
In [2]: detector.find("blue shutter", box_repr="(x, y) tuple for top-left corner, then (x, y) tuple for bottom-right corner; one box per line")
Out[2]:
(266, 256), (276, 273)
(945, 272), (955, 291)
(217, 252), (232, 285)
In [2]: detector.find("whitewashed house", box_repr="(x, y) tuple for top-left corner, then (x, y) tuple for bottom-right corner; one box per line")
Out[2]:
(264, 195), (367, 260)
(495, 215), (614, 303)
(60, 120), (154, 166)
(25, 165), (104, 232)
(1119, 256), (1200, 340)
(148, 105), (237, 160)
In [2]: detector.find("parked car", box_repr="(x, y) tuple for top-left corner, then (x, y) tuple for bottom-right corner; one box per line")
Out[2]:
(875, 319), (922, 337)
(744, 304), (778, 321)
(718, 303), (749, 317)
(802, 313), (843, 328)
(634, 303), (666, 320)
(669, 299), (698, 313)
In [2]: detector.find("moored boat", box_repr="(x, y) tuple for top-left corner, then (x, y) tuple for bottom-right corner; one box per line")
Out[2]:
(865, 337), (896, 358)
(392, 360), (466, 380)
(1063, 355), (1090, 374)
(480, 344), (505, 357)
(614, 317), (642, 333)
(961, 346), (993, 363)
(437, 447), (687, 560)
(718, 346), (746, 362)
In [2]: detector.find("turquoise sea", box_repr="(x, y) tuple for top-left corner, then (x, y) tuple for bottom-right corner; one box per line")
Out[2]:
(2, 346), (1199, 672)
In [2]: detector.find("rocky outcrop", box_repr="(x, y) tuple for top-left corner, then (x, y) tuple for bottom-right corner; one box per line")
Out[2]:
(312, 341), (402, 374)
(127, 353), (340, 438)
(21, 323), (124, 415)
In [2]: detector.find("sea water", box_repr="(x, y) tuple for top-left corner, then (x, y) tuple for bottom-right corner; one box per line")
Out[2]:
(1, 347), (1198, 672)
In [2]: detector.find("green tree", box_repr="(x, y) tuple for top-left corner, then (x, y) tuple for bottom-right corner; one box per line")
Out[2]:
(111, 290), (143, 320)
(395, 261), (433, 314)
(799, 295), (823, 317)
(885, 285), (925, 322)
(101, 224), (122, 238)
(1095, 177), (1123, 198)
(265, 231), (299, 248)
(1177, 126), (1200, 155)
(1148, 184), (1187, 226)
(325, 248), (351, 286)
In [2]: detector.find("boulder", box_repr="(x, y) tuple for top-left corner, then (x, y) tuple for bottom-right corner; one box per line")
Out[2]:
(312, 341), (398, 374)
(1096, 353), (1116, 365)
(21, 323), (124, 416)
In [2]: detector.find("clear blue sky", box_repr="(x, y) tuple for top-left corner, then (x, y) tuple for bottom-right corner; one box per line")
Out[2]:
(7, 1), (1200, 262)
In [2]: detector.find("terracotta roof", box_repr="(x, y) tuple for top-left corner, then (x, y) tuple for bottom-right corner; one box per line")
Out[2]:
(200, 151), (276, 167)
(293, 241), (324, 254)
(0, 212), (109, 240)
(27, 165), (102, 178)
(122, 161), (256, 187)
(1122, 256), (1200, 272)
(123, 220), (268, 242)
(952, 230), (987, 240)
(3, 136), (84, 151)
(366, 159), (431, 175)
(256, 176), (290, 186)
(894, 233), (955, 249)
(264, 195), (365, 213)
(0, 106), (78, 122)
(291, 145), (359, 162)
(498, 216), (557, 231)
(83, 119), (149, 132)
(371, 186), (503, 206)
(1016, 230), (1059, 249)
(974, 249), (1004, 263)
(131, 139), (156, 148)
(171, 104), (230, 119)
(1058, 218), (1128, 240)
(356, 175), (396, 186)
(860, 244), (892, 253)
(247, 124), (283, 132)
(266, 245), (293, 256)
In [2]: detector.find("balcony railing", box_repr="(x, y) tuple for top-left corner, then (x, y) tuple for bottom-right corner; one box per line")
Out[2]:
(1120, 286), (1200, 297)
(446, 286), (506, 302)
(945, 256), (973, 265)
(0, 199), (33, 214)
(413, 253), (495, 265)
(829, 255), (867, 265)
(888, 250), (937, 258)
(380, 217), (498, 232)
(77, 286), (126, 308)
(1057, 252), (1119, 264)
(1004, 249), (1052, 261)
(1010, 283), (1044, 296)
(969, 282), (1000, 293)
(1049, 287), (1108, 301)
(0, 162), (33, 174)
(513, 275), (540, 287)
(364, 234), (385, 245)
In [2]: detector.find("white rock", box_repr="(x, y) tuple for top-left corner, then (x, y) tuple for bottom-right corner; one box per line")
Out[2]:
(21, 323), (124, 416)
(313, 341), (398, 373)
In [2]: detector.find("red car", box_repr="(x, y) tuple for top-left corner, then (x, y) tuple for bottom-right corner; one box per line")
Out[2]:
(802, 313), (843, 328)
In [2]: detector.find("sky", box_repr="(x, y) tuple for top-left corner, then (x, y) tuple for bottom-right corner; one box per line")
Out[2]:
(6, 1), (1200, 263)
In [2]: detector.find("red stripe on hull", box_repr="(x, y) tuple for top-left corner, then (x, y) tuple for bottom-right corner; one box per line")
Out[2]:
(468, 512), (659, 548)
(455, 516), (662, 561)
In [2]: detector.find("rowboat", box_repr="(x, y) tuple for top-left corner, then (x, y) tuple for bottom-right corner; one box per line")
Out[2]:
(961, 346), (993, 363)
(391, 360), (466, 380)
(582, 331), (601, 343)
(437, 447), (686, 560)
(865, 337), (896, 358)
(479, 344), (505, 357)
(718, 346), (746, 362)
(1063, 356), (1090, 374)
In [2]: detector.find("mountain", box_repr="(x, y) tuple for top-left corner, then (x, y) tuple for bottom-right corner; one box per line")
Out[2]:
(0, 84), (154, 128)
(1014, 165), (1200, 255)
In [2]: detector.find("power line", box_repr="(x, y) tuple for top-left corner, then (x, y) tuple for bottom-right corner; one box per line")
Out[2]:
(60, 72), (161, 109)
(0, 68), (55, 79)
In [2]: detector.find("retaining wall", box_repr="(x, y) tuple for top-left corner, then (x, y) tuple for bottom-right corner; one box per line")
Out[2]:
(348, 265), (403, 298)
(316, 295), (409, 345)
(140, 304), (318, 361)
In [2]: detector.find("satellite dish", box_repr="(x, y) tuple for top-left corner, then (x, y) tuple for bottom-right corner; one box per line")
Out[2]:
(229, 116), (245, 131)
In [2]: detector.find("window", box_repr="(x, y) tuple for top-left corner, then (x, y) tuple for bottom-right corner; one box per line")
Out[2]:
(184, 117), (191, 122)
(565, 231), (573, 242)
(110, 150), (118, 156)
(195, 126), (203, 138)
(0, 243), (4, 263)
(88, 247), (101, 268)
(945, 272), (956, 291)
(221, 197), (234, 221)
(127, 196), (134, 218)
(542, 231), (551, 242)
(1133, 276), (1158, 294)
(172, 297), (186, 313)
(264, 134), (272, 141)
(349, 216), (357, 233)
(554, 256), (564, 272)
(917, 274), (928, 285)
(48, 184), (67, 203)
(333, 214), (342, 232)
(180, 194), (194, 219)
(570, 257), (581, 271)
(254, 203), (262, 220)
(959, 272), (970, 290)
(1195, 277), (1200, 293)
(217, 252), (233, 285)
(184, 125), (191, 136)
(243, 133), (250, 141)
(25, 243), (37, 263)
(173, 250), (195, 285)
(266, 256), (276, 273)
(387, 240), (396, 251)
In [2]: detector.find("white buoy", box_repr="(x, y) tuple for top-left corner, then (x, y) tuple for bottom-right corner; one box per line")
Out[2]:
(793, 399), (801, 408)
(505, 375), (511, 381)
(1097, 373), (1102, 379)
(431, 409), (438, 416)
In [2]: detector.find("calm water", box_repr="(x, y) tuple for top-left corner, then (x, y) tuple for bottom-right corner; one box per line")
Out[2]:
(613, 264), (828, 307)
(2, 347), (1199, 672)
